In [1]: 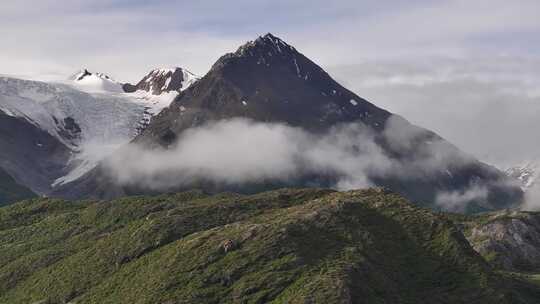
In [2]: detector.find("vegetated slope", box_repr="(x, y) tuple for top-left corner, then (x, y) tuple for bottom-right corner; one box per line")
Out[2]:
(0, 168), (35, 206)
(0, 188), (537, 303)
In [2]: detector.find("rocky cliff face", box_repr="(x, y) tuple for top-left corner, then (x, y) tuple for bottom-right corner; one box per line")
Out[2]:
(123, 67), (198, 95)
(462, 210), (540, 271)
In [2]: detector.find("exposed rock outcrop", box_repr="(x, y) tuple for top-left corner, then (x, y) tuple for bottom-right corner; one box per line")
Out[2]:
(463, 210), (540, 271)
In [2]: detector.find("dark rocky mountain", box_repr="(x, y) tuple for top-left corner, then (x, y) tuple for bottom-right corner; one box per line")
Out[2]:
(459, 210), (540, 272)
(0, 110), (71, 196)
(123, 67), (198, 95)
(136, 34), (390, 148)
(123, 33), (521, 212)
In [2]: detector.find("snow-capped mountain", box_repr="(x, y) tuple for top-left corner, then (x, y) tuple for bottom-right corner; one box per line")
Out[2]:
(123, 67), (198, 95)
(123, 67), (200, 129)
(0, 67), (197, 194)
(506, 161), (540, 191)
(0, 76), (144, 148)
(70, 69), (124, 93)
(59, 33), (521, 212)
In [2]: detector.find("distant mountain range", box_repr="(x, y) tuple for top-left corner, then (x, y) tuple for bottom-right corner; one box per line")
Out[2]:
(0, 34), (524, 212)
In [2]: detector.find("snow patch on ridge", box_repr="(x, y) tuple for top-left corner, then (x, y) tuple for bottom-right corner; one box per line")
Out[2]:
(507, 161), (540, 191)
(70, 69), (124, 93)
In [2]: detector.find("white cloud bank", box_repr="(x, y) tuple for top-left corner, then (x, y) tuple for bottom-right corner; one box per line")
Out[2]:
(103, 116), (512, 211)
(105, 118), (388, 191)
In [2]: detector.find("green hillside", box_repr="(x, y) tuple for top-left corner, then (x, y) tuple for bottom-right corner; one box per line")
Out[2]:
(0, 168), (35, 206)
(0, 188), (538, 303)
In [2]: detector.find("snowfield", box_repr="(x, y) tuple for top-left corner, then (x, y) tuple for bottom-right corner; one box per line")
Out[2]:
(507, 161), (540, 191)
(0, 69), (197, 188)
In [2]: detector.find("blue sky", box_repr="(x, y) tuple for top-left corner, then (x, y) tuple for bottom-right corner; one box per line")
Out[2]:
(1, 0), (540, 166)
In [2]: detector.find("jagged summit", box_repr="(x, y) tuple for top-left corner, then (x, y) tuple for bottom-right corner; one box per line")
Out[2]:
(507, 161), (540, 191)
(123, 67), (198, 95)
(74, 69), (91, 81)
(70, 69), (115, 82)
(70, 69), (123, 93)
(241, 33), (296, 55)
(211, 33), (301, 71)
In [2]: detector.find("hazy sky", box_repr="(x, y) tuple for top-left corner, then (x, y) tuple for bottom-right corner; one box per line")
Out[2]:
(1, 0), (538, 80)
(1, 0), (539, 166)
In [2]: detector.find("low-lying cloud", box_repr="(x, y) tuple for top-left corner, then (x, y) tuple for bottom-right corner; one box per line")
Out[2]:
(521, 183), (540, 211)
(330, 56), (540, 211)
(105, 118), (390, 191)
(436, 185), (489, 213)
(103, 116), (508, 211)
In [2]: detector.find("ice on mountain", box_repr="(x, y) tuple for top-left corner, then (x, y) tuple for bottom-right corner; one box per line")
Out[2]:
(163, 77), (172, 90)
(0, 75), (181, 188)
(71, 70), (123, 93)
(293, 58), (301, 77)
(0, 67), (199, 188)
(350, 99), (358, 106)
(506, 161), (540, 191)
(180, 69), (198, 90)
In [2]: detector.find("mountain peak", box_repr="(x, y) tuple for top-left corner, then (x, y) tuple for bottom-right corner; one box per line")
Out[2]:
(254, 33), (293, 48)
(123, 67), (198, 95)
(70, 69), (115, 82)
(70, 69), (91, 81)
(212, 33), (299, 71)
(70, 69), (122, 93)
(148, 32), (392, 140)
(239, 33), (296, 56)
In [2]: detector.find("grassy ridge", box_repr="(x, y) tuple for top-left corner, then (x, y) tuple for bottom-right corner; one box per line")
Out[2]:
(0, 188), (537, 303)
